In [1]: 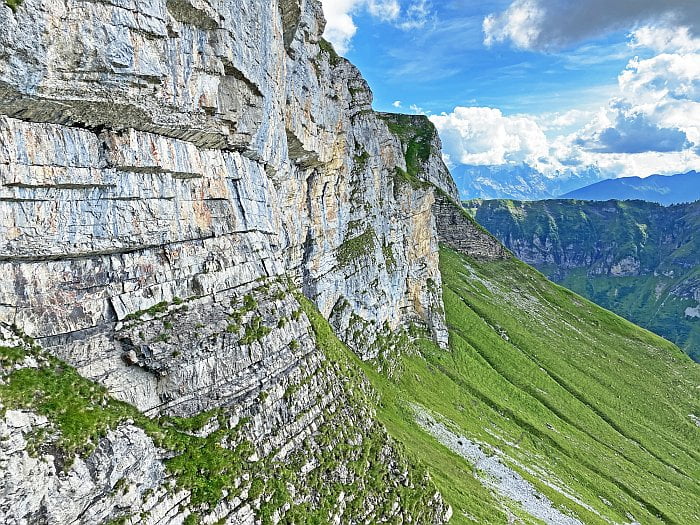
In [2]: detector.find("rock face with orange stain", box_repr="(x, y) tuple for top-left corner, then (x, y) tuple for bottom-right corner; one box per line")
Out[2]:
(0, 0), (454, 370)
(0, 0), (466, 522)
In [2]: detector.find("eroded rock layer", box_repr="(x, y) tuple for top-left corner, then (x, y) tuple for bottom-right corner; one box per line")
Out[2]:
(0, 0), (466, 522)
(434, 193), (509, 261)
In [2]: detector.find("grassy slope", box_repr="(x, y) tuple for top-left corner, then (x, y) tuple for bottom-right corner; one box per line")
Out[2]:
(360, 247), (700, 524)
(559, 267), (700, 362)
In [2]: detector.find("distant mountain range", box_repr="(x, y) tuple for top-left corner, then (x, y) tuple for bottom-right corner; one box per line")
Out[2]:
(454, 165), (700, 205)
(452, 164), (604, 200)
(562, 170), (700, 205)
(466, 198), (700, 361)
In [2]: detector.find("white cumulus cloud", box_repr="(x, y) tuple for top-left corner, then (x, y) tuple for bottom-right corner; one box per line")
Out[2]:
(574, 103), (690, 154)
(367, 0), (400, 20)
(533, 109), (596, 133)
(321, 0), (362, 54)
(483, 0), (700, 51)
(432, 31), (700, 180)
(630, 26), (700, 54)
(483, 0), (544, 49)
(321, 0), (433, 54)
(452, 10), (700, 180)
(397, 0), (432, 31)
(619, 53), (700, 105)
(430, 107), (550, 167)
(618, 52), (700, 144)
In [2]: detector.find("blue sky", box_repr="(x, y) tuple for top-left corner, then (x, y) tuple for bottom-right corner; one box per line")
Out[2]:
(321, 0), (700, 186)
(344, 2), (629, 116)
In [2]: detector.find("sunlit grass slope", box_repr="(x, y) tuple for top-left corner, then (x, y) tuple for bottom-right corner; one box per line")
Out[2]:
(361, 247), (700, 524)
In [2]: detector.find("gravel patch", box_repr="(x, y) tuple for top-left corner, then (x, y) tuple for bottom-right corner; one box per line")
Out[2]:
(414, 407), (584, 525)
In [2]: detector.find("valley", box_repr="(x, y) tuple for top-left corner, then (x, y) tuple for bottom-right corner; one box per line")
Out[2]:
(467, 199), (700, 362)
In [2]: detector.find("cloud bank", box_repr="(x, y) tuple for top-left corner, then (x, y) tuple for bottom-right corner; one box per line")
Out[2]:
(577, 105), (691, 154)
(431, 107), (548, 166)
(322, 0), (700, 180)
(433, 25), (700, 179)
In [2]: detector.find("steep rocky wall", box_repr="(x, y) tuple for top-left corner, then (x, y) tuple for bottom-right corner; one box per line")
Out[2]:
(0, 0), (460, 522)
(0, 0), (449, 374)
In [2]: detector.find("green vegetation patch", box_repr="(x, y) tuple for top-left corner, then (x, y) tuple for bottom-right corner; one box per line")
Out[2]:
(164, 422), (255, 506)
(0, 345), (27, 366)
(0, 345), (133, 459)
(559, 268), (700, 362)
(240, 316), (272, 345)
(353, 150), (370, 173)
(124, 301), (170, 321)
(392, 166), (430, 193)
(382, 242), (397, 271)
(337, 227), (376, 267)
(0, 339), (255, 504)
(318, 38), (342, 66)
(5, 0), (22, 11)
(380, 113), (436, 179)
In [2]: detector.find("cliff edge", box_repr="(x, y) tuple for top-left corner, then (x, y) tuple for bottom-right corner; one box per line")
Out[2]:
(0, 0), (505, 522)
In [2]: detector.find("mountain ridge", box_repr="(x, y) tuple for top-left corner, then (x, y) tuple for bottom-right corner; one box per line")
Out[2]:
(561, 170), (700, 205)
(452, 163), (605, 201)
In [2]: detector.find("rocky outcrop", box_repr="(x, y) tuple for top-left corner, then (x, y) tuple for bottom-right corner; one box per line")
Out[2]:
(0, 323), (450, 524)
(0, 0), (465, 521)
(377, 112), (460, 202)
(1, 412), (171, 525)
(434, 193), (509, 260)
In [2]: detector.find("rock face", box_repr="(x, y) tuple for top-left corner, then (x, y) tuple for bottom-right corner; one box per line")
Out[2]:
(434, 194), (509, 260)
(0, 0), (451, 370)
(1, 412), (170, 525)
(0, 0), (470, 522)
(467, 198), (700, 361)
(377, 112), (460, 203)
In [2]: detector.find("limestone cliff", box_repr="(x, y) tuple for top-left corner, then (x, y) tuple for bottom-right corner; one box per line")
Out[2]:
(0, 0), (479, 522)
